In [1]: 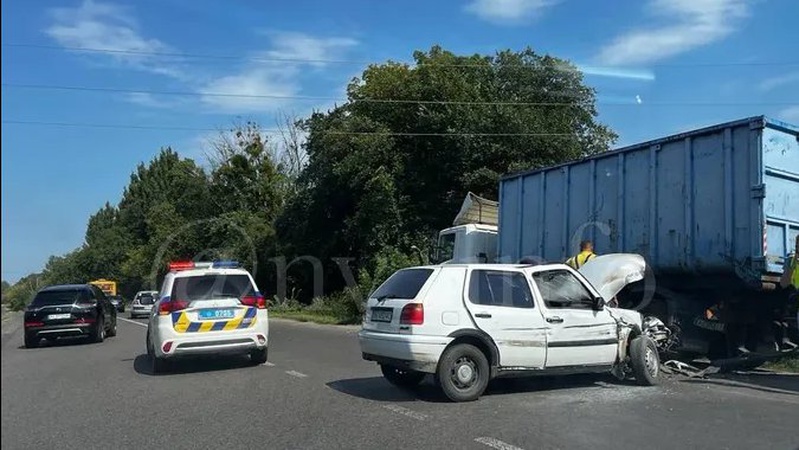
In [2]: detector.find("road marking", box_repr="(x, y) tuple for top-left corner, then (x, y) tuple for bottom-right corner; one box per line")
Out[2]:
(263, 362), (275, 367)
(285, 370), (307, 378)
(474, 437), (525, 450)
(118, 317), (148, 328)
(381, 404), (428, 421)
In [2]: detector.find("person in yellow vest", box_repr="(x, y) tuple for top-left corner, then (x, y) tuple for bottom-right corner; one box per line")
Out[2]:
(566, 240), (597, 269)
(780, 235), (799, 348)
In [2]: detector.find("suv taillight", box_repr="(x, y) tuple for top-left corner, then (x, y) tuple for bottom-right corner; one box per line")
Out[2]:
(241, 294), (266, 309)
(159, 299), (189, 315)
(400, 303), (424, 325)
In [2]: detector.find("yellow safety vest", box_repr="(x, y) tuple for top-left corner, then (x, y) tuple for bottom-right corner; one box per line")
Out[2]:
(567, 251), (596, 269)
(791, 255), (799, 290)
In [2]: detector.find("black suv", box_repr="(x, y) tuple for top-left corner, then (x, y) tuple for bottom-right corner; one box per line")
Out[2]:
(23, 284), (118, 348)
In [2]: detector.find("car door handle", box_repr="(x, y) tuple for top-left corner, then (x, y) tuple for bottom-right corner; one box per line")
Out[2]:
(546, 316), (564, 324)
(474, 313), (492, 319)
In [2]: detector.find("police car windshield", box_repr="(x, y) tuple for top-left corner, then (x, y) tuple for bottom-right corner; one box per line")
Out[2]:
(171, 274), (254, 301)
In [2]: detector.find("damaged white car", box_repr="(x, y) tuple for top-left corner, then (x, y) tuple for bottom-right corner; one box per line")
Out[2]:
(358, 255), (666, 402)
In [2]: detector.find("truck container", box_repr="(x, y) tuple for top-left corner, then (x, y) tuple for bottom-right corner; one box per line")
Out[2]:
(497, 116), (798, 355)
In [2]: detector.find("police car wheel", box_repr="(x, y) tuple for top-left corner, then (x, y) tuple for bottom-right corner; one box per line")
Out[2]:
(250, 348), (268, 365)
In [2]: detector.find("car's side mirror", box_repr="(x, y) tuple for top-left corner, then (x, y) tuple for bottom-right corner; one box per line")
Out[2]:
(593, 297), (605, 311)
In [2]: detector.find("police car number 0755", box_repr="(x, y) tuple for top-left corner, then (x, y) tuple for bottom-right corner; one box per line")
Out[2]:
(198, 309), (236, 320)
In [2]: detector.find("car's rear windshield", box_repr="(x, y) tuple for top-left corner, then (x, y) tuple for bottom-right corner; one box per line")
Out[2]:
(31, 290), (84, 306)
(138, 295), (155, 305)
(371, 268), (434, 300)
(170, 274), (255, 301)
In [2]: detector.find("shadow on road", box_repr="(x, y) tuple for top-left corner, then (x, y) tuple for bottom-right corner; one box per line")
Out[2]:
(682, 372), (799, 395)
(132, 354), (258, 376)
(17, 336), (94, 349)
(327, 373), (618, 403)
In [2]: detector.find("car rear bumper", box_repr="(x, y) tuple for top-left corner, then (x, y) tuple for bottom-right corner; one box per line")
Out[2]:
(157, 333), (268, 358)
(26, 323), (94, 338)
(358, 330), (451, 374)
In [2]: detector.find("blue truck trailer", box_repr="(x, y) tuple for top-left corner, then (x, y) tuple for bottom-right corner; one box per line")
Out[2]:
(497, 116), (799, 357)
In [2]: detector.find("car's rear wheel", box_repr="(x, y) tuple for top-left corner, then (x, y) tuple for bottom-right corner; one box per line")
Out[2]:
(147, 336), (168, 374)
(107, 318), (117, 337)
(250, 348), (268, 365)
(92, 318), (105, 343)
(380, 364), (425, 387)
(629, 335), (660, 386)
(24, 334), (39, 349)
(436, 343), (490, 402)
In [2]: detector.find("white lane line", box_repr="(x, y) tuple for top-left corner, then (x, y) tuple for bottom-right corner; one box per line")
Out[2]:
(263, 362), (275, 367)
(285, 370), (307, 378)
(118, 317), (148, 328)
(382, 404), (428, 421)
(474, 437), (525, 450)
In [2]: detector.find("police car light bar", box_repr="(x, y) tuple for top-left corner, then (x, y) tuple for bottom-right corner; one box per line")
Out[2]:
(212, 260), (240, 269)
(168, 261), (195, 271)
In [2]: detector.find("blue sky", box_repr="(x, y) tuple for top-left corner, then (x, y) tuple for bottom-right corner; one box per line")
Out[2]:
(2, 0), (798, 282)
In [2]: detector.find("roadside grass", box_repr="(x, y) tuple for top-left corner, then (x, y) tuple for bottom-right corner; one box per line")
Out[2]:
(762, 354), (799, 373)
(269, 309), (343, 325)
(269, 290), (364, 326)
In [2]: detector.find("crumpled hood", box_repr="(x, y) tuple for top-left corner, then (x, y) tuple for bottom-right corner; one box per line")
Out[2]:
(578, 253), (647, 302)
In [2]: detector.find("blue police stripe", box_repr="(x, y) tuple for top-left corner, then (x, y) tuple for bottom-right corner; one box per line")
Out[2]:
(211, 321), (227, 331)
(244, 307), (257, 319)
(186, 322), (201, 332)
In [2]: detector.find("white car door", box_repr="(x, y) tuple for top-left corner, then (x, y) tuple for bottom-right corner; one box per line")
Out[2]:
(530, 268), (618, 368)
(462, 268), (547, 369)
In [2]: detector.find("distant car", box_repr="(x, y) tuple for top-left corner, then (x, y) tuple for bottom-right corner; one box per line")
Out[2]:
(23, 284), (117, 348)
(146, 260), (269, 373)
(130, 291), (158, 319)
(108, 295), (126, 312)
(358, 256), (664, 402)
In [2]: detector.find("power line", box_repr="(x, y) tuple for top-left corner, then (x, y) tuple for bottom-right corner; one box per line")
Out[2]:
(3, 83), (795, 106)
(1, 119), (580, 136)
(4, 43), (799, 68)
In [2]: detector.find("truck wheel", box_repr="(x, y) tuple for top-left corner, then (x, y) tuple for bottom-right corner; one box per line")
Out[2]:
(630, 335), (660, 386)
(436, 343), (490, 402)
(380, 364), (425, 387)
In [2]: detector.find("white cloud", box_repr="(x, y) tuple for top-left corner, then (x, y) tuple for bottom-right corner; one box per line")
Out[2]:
(45, 0), (179, 76)
(44, 2), (358, 114)
(777, 106), (799, 124)
(596, 0), (750, 65)
(124, 92), (179, 109)
(464, 0), (557, 24)
(198, 66), (301, 113)
(199, 32), (358, 112)
(262, 31), (359, 67)
(758, 72), (799, 92)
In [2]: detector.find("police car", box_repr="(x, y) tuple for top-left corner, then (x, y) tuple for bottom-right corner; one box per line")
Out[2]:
(146, 260), (269, 373)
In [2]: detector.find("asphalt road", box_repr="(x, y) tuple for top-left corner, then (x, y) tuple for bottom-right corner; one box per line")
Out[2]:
(2, 311), (798, 450)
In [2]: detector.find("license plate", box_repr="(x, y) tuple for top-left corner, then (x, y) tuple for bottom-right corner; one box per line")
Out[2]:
(198, 309), (236, 320)
(47, 313), (71, 320)
(371, 308), (393, 323)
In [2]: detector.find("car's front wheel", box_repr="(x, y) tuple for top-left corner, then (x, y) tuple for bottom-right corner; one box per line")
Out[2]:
(629, 335), (660, 386)
(436, 343), (490, 402)
(380, 364), (425, 387)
